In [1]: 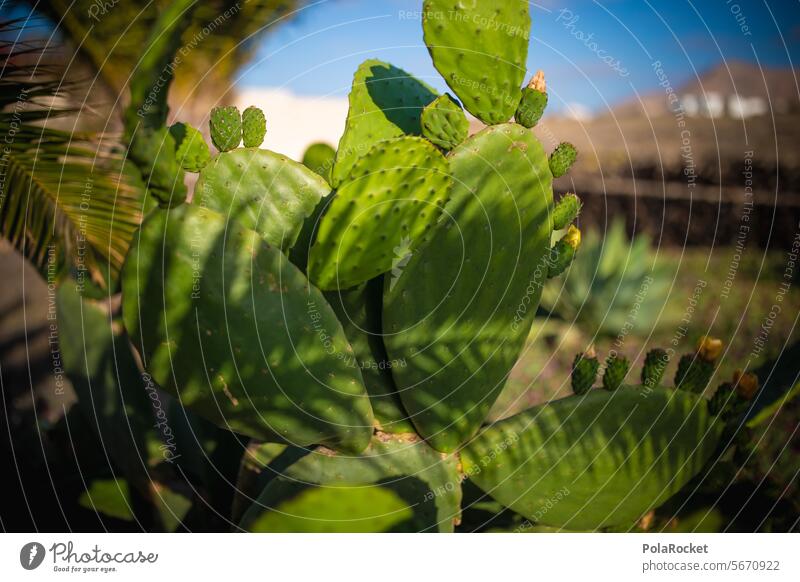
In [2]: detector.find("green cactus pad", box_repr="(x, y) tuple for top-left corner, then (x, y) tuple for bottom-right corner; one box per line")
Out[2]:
(169, 122), (211, 173)
(642, 348), (669, 388)
(383, 123), (554, 452)
(571, 352), (599, 395)
(331, 59), (438, 187)
(302, 142), (336, 183)
(241, 106), (267, 148)
(308, 136), (451, 291)
(421, 93), (469, 150)
(121, 205), (374, 454)
(515, 87), (548, 128)
(129, 127), (187, 207)
(240, 436), (461, 532)
(462, 387), (723, 530)
(325, 278), (415, 433)
(195, 148), (330, 251)
(603, 354), (630, 391)
(57, 282), (158, 493)
(552, 193), (582, 231)
(422, 0), (530, 125)
(549, 142), (577, 178)
(547, 227), (580, 278)
(675, 354), (715, 393)
(209, 105), (242, 151)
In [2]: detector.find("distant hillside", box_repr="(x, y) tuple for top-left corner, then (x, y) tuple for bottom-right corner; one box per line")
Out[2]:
(613, 61), (799, 118)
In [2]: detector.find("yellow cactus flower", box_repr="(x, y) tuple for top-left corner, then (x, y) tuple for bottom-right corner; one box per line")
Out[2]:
(696, 336), (723, 362)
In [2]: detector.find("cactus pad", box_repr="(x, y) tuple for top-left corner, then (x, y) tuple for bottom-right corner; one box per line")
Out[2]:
(128, 127), (187, 207)
(422, 0), (530, 125)
(241, 106), (266, 148)
(547, 225), (581, 278)
(121, 205), (374, 453)
(240, 436), (461, 532)
(169, 122), (211, 172)
(325, 278), (414, 433)
(209, 105), (242, 152)
(331, 59), (438, 187)
(383, 124), (554, 452)
(642, 348), (668, 388)
(195, 148), (330, 251)
(421, 93), (469, 150)
(552, 193), (582, 231)
(308, 136), (451, 291)
(515, 87), (548, 128)
(603, 354), (630, 391)
(549, 142), (577, 178)
(571, 351), (599, 395)
(463, 387), (723, 530)
(302, 142), (336, 182)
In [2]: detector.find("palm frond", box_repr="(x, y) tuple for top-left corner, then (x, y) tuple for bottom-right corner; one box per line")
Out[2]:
(0, 20), (146, 289)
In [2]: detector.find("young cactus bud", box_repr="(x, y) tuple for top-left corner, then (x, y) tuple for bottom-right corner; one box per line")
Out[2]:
(242, 106), (267, 148)
(421, 93), (469, 150)
(572, 347), (599, 395)
(697, 335), (723, 362)
(641, 348), (668, 388)
(515, 70), (548, 128)
(302, 142), (336, 182)
(547, 225), (581, 278)
(169, 122), (210, 173)
(551, 193), (582, 231)
(732, 369), (759, 400)
(210, 105), (242, 152)
(603, 354), (630, 391)
(675, 336), (722, 393)
(549, 142), (577, 178)
(675, 354), (714, 393)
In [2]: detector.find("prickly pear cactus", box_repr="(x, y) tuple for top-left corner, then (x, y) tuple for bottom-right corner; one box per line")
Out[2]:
(239, 436), (461, 532)
(209, 105), (242, 152)
(195, 147), (330, 251)
(169, 122), (210, 172)
(121, 204), (373, 453)
(549, 142), (578, 178)
(422, 0), (529, 124)
(331, 59), (438, 187)
(302, 142), (336, 183)
(383, 123), (554, 452)
(308, 136), (451, 290)
(110, 0), (744, 533)
(421, 93), (469, 150)
(463, 386), (723, 530)
(241, 105), (266, 147)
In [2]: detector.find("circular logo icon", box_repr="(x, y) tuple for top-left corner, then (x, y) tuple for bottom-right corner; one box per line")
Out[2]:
(19, 542), (46, 570)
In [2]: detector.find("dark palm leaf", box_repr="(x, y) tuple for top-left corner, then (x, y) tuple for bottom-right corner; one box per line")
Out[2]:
(0, 20), (146, 289)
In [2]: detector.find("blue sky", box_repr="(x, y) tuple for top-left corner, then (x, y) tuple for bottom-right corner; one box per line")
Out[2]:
(238, 0), (800, 113)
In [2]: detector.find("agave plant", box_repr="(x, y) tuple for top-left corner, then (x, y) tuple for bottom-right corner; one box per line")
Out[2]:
(46, 0), (765, 533)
